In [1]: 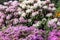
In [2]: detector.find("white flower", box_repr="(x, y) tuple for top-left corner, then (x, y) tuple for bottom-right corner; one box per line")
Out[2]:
(57, 21), (60, 26)
(42, 18), (47, 21)
(29, 0), (34, 4)
(38, 9), (42, 12)
(24, 0), (34, 4)
(51, 18), (58, 22)
(46, 13), (52, 17)
(41, 1), (47, 5)
(21, 12), (26, 17)
(26, 5), (31, 9)
(22, 1), (29, 4)
(33, 21), (41, 27)
(34, 3), (39, 8)
(20, 3), (26, 9)
(52, 7), (56, 11)
(4, 2), (8, 5)
(37, 0), (41, 2)
(33, 24), (39, 27)
(28, 19), (32, 22)
(22, 5), (26, 9)
(8, 1), (12, 3)
(31, 11), (39, 17)
(37, 1), (42, 7)
(38, 4), (42, 8)
(43, 6), (48, 9)
(30, 6), (35, 9)
(18, 11), (22, 15)
(26, 9), (33, 13)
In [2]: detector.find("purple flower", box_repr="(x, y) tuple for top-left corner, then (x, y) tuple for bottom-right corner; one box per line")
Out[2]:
(0, 26), (44, 40)
(48, 29), (60, 40)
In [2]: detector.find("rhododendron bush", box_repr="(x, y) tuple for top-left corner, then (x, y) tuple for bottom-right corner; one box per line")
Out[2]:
(0, 0), (59, 40)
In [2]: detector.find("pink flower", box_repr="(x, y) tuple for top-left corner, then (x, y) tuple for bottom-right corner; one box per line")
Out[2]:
(13, 18), (19, 25)
(48, 7), (52, 11)
(1, 14), (6, 19)
(19, 17), (27, 23)
(48, 20), (57, 28)
(6, 6), (16, 12)
(46, 0), (50, 3)
(13, 12), (19, 17)
(6, 14), (12, 20)
(0, 5), (5, 10)
(0, 19), (4, 23)
(11, 1), (19, 6)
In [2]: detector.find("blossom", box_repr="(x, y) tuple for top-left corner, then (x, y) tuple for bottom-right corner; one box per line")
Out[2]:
(32, 21), (41, 27)
(43, 6), (48, 9)
(48, 7), (52, 11)
(57, 21), (60, 26)
(21, 12), (26, 17)
(48, 29), (60, 40)
(0, 19), (4, 23)
(0, 5), (5, 10)
(19, 17), (28, 23)
(4, 2), (9, 5)
(19, 3), (26, 9)
(0, 26), (44, 40)
(49, 3), (55, 7)
(26, 9), (33, 13)
(6, 14), (12, 20)
(31, 11), (39, 17)
(11, 1), (19, 6)
(52, 7), (56, 11)
(13, 18), (19, 25)
(47, 19), (57, 28)
(46, 13), (52, 17)
(34, 3), (39, 9)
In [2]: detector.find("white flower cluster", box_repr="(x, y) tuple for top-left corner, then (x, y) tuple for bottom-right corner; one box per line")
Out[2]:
(19, 0), (56, 18)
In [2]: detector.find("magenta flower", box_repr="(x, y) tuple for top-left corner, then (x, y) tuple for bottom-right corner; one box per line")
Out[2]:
(48, 29), (60, 40)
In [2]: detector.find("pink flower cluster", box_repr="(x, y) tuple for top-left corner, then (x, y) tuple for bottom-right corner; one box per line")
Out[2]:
(47, 18), (60, 28)
(0, 26), (44, 40)
(48, 29), (60, 40)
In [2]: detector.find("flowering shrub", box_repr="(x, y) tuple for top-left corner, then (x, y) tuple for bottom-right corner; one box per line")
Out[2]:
(0, 0), (59, 40)
(0, 0), (56, 28)
(0, 26), (44, 40)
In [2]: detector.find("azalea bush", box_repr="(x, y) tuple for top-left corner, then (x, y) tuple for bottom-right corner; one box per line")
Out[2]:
(0, 0), (60, 40)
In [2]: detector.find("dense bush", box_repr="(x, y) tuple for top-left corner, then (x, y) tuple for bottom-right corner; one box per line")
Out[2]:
(0, 0), (60, 40)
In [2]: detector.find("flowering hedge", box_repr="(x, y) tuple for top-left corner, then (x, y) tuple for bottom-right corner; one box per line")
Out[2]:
(0, 0), (60, 40)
